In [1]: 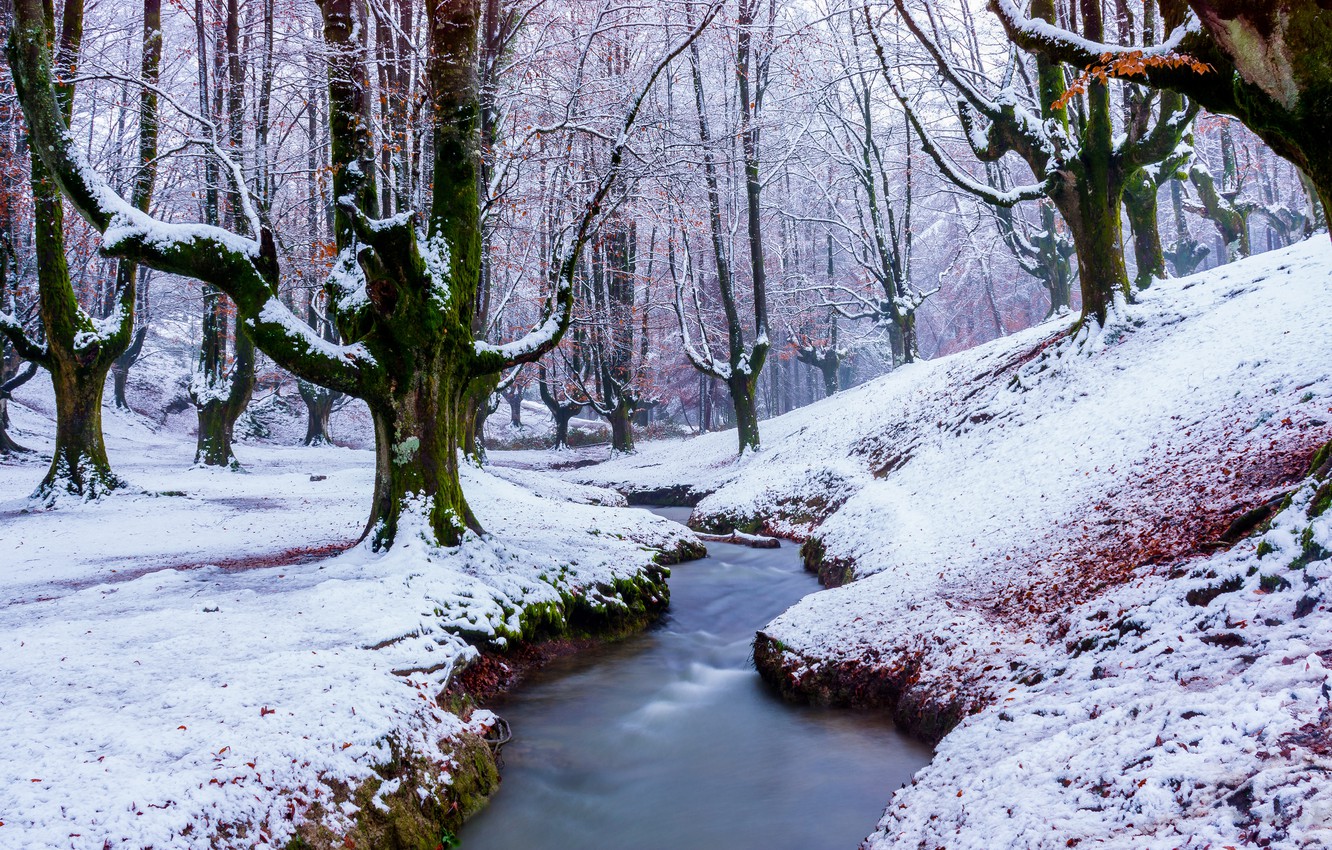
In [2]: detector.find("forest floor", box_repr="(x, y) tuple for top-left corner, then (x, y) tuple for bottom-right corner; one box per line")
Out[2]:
(571, 237), (1332, 849)
(0, 391), (696, 849)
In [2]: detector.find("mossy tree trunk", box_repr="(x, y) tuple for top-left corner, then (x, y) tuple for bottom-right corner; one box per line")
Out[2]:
(1164, 177), (1210, 276)
(299, 379), (338, 446)
(1124, 170), (1167, 288)
(674, 16), (769, 455)
(727, 370), (761, 454)
(461, 375), (499, 464)
(994, 0), (1332, 251)
(9, 0), (710, 547)
(607, 398), (634, 454)
(1188, 160), (1250, 261)
(0, 0), (159, 499)
(192, 291), (256, 467)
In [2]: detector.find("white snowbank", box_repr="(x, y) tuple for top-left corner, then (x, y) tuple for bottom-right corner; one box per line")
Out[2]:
(0, 397), (693, 849)
(578, 237), (1332, 847)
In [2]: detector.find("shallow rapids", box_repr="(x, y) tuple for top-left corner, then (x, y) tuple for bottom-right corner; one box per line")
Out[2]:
(460, 506), (931, 849)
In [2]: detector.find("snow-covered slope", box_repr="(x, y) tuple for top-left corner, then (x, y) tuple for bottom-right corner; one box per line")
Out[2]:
(578, 237), (1332, 848)
(0, 392), (697, 849)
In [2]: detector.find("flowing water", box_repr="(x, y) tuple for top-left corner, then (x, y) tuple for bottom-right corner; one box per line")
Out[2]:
(460, 507), (932, 850)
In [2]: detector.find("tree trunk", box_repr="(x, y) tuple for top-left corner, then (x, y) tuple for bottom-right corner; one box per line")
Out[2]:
(111, 363), (131, 410)
(1060, 182), (1129, 326)
(1039, 205), (1075, 315)
(194, 312), (255, 468)
(608, 399), (634, 454)
(507, 392), (522, 428)
(1165, 178), (1210, 277)
(0, 405), (27, 454)
(1124, 170), (1166, 289)
(0, 361), (37, 455)
(552, 409), (574, 450)
(728, 372), (761, 454)
(111, 323), (147, 410)
(299, 380), (338, 446)
(820, 361), (838, 398)
(41, 359), (122, 500)
(460, 374), (497, 463)
(886, 322), (905, 366)
(364, 359), (477, 550)
(699, 374), (711, 433)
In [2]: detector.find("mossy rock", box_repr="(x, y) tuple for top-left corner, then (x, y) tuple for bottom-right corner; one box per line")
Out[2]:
(285, 731), (500, 850)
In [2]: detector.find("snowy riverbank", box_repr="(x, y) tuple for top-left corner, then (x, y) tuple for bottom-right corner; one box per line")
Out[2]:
(0, 391), (698, 849)
(577, 237), (1332, 848)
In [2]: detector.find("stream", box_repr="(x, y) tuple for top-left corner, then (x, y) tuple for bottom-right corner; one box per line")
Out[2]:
(460, 507), (932, 849)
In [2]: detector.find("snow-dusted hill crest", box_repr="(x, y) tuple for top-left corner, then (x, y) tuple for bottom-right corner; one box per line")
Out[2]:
(0, 399), (699, 849)
(578, 237), (1332, 848)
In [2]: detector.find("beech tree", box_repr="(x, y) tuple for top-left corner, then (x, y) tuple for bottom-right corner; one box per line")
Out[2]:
(871, 0), (1195, 326)
(804, 14), (927, 365)
(188, 0), (255, 469)
(7, 0), (718, 546)
(673, 0), (774, 455)
(538, 354), (587, 452)
(0, 0), (159, 499)
(990, 0), (1332, 235)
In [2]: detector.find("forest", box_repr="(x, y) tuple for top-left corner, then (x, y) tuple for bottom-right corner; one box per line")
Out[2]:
(1, 1), (1330, 848)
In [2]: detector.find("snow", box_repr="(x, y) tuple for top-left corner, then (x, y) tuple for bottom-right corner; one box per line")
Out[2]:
(254, 297), (376, 370)
(990, 0), (1202, 62)
(0, 381), (695, 849)
(576, 237), (1332, 846)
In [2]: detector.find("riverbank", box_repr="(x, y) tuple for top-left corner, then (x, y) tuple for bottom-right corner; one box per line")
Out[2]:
(572, 238), (1332, 847)
(0, 389), (701, 850)
(459, 526), (930, 850)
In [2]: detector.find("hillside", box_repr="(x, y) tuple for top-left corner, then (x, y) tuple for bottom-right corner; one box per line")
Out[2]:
(575, 238), (1332, 847)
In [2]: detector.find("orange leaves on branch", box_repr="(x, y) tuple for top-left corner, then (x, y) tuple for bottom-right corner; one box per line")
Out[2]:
(1052, 51), (1212, 111)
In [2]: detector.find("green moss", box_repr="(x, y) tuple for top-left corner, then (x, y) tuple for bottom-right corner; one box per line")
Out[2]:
(1288, 528), (1331, 571)
(1260, 573), (1293, 592)
(286, 731), (499, 850)
(1186, 575), (1244, 607)
(1256, 539), (1276, 559)
(1308, 481), (1332, 519)
(1308, 440), (1332, 478)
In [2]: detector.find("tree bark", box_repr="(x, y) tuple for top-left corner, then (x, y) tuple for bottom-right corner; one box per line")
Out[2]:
(1054, 169), (1128, 326)
(298, 379), (339, 446)
(608, 399), (634, 454)
(0, 360), (37, 455)
(193, 296), (255, 467)
(1123, 171), (1166, 289)
(364, 356), (477, 548)
(111, 324), (147, 410)
(506, 390), (523, 428)
(728, 371), (761, 455)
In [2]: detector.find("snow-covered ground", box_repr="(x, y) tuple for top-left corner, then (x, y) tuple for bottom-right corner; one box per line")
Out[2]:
(577, 237), (1332, 847)
(0, 380), (695, 849)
